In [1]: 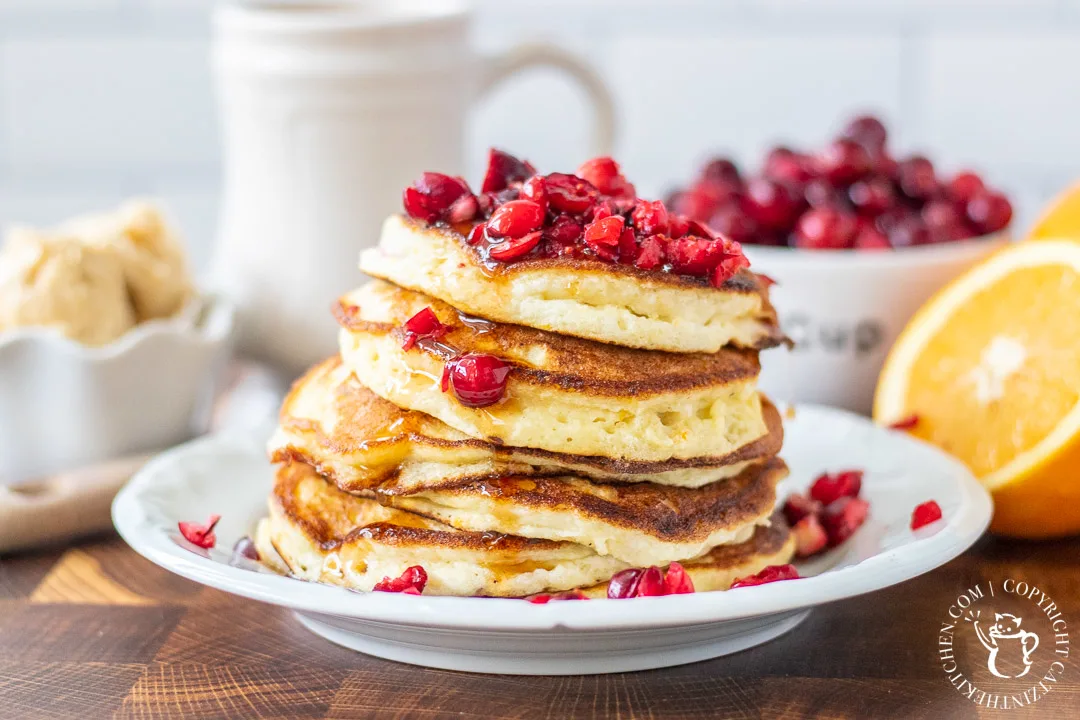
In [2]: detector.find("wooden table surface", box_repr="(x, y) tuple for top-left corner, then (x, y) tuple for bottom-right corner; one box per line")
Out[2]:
(1, 533), (1078, 719)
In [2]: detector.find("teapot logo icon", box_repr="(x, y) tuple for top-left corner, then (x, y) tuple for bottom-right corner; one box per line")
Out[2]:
(972, 612), (1040, 679)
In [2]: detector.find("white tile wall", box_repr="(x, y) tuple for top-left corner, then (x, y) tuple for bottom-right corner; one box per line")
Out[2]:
(0, 0), (1078, 270)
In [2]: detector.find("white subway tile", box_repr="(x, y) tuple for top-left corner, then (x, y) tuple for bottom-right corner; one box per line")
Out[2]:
(0, 38), (218, 171)
(915, 32), (1080, 168)
(605, 31), (904, 196)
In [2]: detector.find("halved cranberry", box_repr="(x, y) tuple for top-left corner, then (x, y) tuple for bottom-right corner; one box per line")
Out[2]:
(584, 215), (625, 260)
(911, 500), (943, 530)
(946, 171), (984, 204)
(711, 246), (750, 288)
(965, 191), (1012, 234)
(466, 224), (486, 245)
(662, 562), (695, 594)
(708, 206), (758, 244)
(841, 114), (888, 153)
(178, 514), (221, 550)
(742, 178), (801, 230)
(793, 514), (828, 558)
(486, 200), (544, 239)
(782, 493), (822, 525)
(403, 172), (472, 223)
(617, 228), (638, 264)
(847, 176), (895, 216)
(481, 148), (536, 193)
(528, 591), (587, 603)
(793, 208), (857, 250)
(488, 230), (541, 261)
(401, 307), (449, 350)
(444, 353), (510, 407)
(520, 174), (547, 210)
(634, 234), (666, 269)
(667, 214), (690, 239)
(634, 566), (665, 597)
(730, 564), (800, 589)
(667, 236), (724, 276)
(373, 565), (428, 594)
(577, 156), (636, 203)
(607, 568), (644, 599)
(817, 138), (872, 184)
(447, 193), (479, 224)
(631, 199), (670, 235)
(821, 496), (870, 547)
(544, 215), (584, 247)
(809, 470), (863, 505)
(896, 156), (938, 201)
(544, 172), (598, 214)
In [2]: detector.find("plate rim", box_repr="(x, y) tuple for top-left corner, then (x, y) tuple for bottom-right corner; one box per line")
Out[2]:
(112, 403), (993, 632)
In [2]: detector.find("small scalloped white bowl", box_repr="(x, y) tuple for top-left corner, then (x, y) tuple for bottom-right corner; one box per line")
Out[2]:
(744, 233), (1008, 414)
(0, 294), (236, 484)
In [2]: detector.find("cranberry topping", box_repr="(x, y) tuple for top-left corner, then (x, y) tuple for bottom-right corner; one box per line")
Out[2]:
(607, 568), (643, 599)
(443, 353), (510, 407)
(178, 515), (221, 550)
(792, 514), (828, 557)
(607, 562), (697, 599)
(489, 230), (542, 261)
(486, 200), (544, 239)
(730, 564), (800, 589)
(782, 493), (823, 526)
(403, 172), (473, 224)
(577, 156), (636, 204)
(584, 215), (625, 260)
(631, 200), (670, 236)
(911, 500), (943, 530)
(821, 496), (870, 546)
(662, 562), (695, 595)
(401, 307), (449, 351)
(545, 172), (598, 214)
(373, 566), (428, 594)
(808, 470), (863, 505)
(481, 148), (536, 194)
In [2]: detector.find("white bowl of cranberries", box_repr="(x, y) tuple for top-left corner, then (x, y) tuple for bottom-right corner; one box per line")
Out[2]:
(667, 115), (1011, 413)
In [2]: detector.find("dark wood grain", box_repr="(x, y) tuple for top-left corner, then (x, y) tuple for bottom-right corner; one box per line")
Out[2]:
(0, 534), (1077, 719)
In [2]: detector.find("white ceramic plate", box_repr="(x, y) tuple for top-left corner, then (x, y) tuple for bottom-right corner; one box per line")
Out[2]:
(113, 405), (992, 675)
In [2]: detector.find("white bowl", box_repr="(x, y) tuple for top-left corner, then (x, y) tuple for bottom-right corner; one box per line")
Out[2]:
(745, 235), (1007, 414)
(0, 294), (236, 484)
(113, 403), (992, 675)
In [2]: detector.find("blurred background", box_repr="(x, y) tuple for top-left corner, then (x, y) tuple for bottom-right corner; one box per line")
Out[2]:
(0, 0), (1078, 270)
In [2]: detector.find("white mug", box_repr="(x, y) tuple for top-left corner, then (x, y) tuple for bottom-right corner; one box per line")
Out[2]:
(211, 0), (615, 377)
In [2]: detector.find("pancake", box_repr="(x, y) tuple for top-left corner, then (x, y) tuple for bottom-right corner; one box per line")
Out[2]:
(580, 517), (795, 598)
(360, 215), (786, 353)
(270, 357), (785, 491)
(255, 462), (795, 597)
(380, 458), (787, 566)
(336, 280), (770, 462)
(255, 462), (626, 597)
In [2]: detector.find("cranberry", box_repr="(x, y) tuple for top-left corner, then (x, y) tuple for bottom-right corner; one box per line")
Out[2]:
(793, 514), (828, 558)
(921, 200), (965, 243)
(544, 215), (584, 248)
(584, 215), (625, 260)
(911, 500), (943, 530)
(607, 568), (643, 599)
(444, 353), (510, 407)
(764, 147), (816, 185)
(666, 236), (731, 276)
(669, 187), (721, 222)
(481, 148), (535, 194)
(816, 138), (872, 184)
(708, 206), (759, 244)
(803, 178), (844, 209)
(544, 172), (598, 214)
(662, 562), (695, 594)
(742, 177), (801, 230)
(486, 199), (544, 239)
(701, 157), (741, 187)
(841, 114), (888, 153)
(853, 227), (891, 250)
(577, 156), (632, 196)
(667, 214), (690, 239)
(178, 514), (221, 550)
(821, 496), (870, 547)
(946, 171), (985, 204)
(782, 493), (822, 525)
(896, 156), (938, 201)
(520, 174), (547, 210)
(373, 565), (428, 594)
(527, 591), (586, 604)
(634, 234), (666, 269)
(466, 224), (486, 245)
(402, 172), (472, 223)
(230, 536), (260, 565)
(886, 215), (930, 247)
(793, 208), (857, 250)
(634, 566), (665, 597)
(730, 564), (800, 589)
(809, 470), (863, 505)
(401, 307), (449, 350)
(488, 230), (542, 261)
(965, 191), (1012, 234)
(847, 176), (895, 216)
(630, 199), (669, 235)
(711, 247), (750, 288)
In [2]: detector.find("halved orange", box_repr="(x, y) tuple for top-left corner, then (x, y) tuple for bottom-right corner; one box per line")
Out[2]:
(1027, 181), (1080, 240)
(874, 239), (1080, 538)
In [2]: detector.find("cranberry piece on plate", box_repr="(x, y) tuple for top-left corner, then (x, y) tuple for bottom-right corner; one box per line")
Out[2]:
(793, 514), (828, 558)
(730, 564), (800, 589)
(809, 470), (863, 505)
(822, 497), (870, 547)
(373, 566), (428, 594)
(179, 515), (221, 549)
(911, 500), (944, 530)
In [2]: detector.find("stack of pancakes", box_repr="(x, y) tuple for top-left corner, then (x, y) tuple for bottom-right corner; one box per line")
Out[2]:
(255, 216), (796, 598)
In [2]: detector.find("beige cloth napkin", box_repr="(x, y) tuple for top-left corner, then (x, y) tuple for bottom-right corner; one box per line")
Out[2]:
(0, 363), (286, 554)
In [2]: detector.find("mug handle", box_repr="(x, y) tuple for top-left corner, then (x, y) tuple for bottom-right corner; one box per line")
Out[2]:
(479, 43), (616, 155)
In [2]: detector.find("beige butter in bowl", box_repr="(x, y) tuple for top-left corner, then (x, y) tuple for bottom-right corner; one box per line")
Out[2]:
(0, 201), (236, 485)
